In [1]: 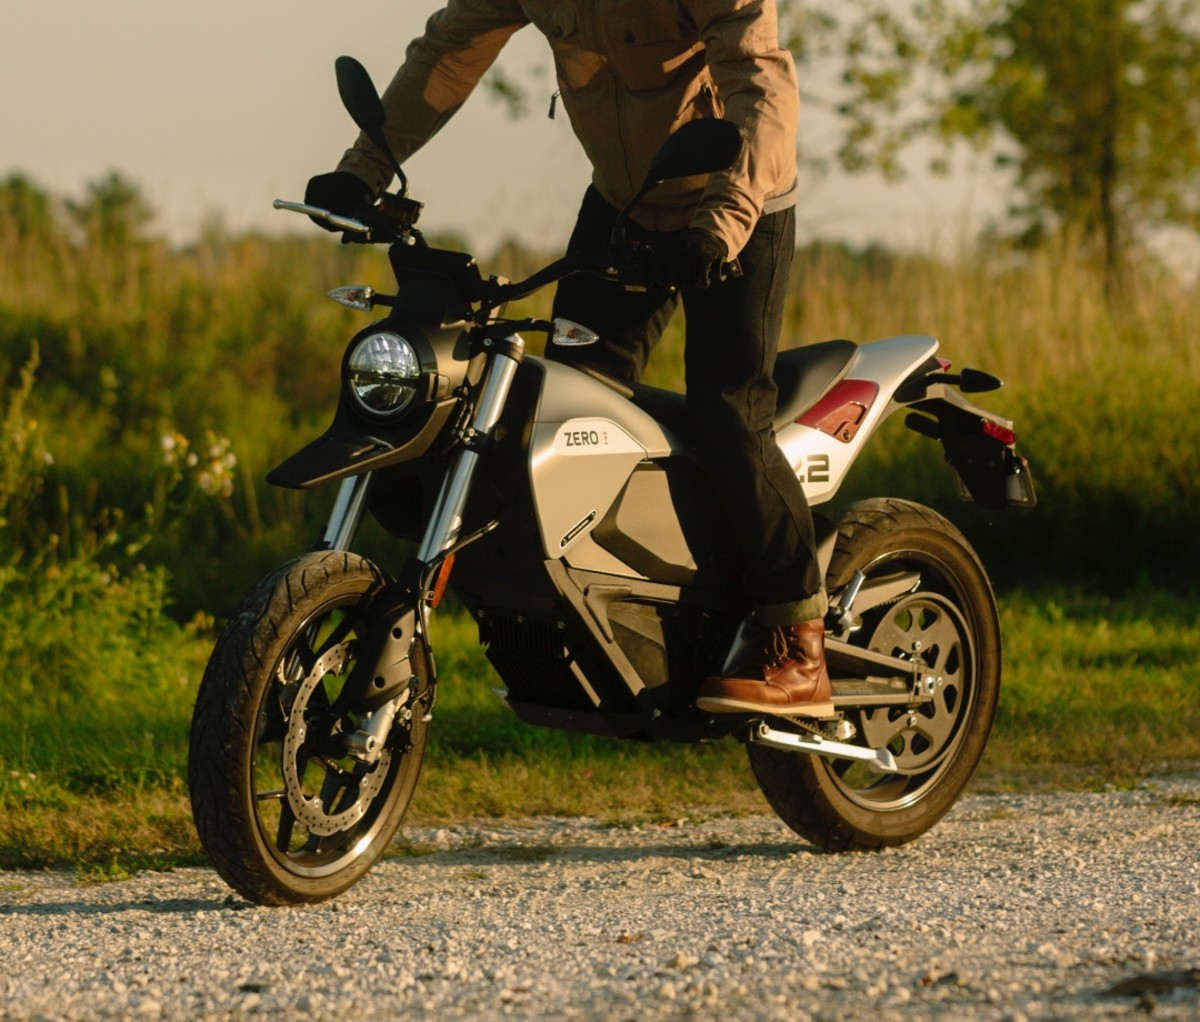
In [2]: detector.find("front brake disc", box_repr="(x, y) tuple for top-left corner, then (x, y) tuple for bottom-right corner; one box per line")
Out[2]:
(280, 642), (392, 837)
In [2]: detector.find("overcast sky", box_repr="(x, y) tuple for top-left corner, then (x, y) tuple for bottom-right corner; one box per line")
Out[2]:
(3, 0), (1004, 253)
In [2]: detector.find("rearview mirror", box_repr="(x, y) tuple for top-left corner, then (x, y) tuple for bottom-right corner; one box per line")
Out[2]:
(643, 119), (743, 184)
(612, 119), (743, 246)
(335, 56), (409, 196)
(335, 56), (387, 138)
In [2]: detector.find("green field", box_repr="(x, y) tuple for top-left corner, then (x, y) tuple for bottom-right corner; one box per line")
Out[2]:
(2, 196), (1199, 872)
(2, 589), (1197, 872)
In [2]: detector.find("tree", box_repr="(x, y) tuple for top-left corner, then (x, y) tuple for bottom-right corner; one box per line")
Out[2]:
(0, 174), (55, 240)
(798, 0), (1200, 289)
(65, 171), (155, 250)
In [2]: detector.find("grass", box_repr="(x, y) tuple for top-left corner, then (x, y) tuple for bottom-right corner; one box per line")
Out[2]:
(1, 588), (1197, 873)
(982, 587), (1200, 784)
(4, 215), (1200, 613)
(2, 188), (1200, 874)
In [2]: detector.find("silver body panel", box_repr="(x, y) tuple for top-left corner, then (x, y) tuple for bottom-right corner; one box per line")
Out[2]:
(526, 358), (685, 559)
(532, 358), (682, 457)
(776, 334), (939, 506)
(525, 336), (938, 561)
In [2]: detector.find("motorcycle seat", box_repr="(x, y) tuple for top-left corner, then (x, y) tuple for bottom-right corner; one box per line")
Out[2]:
(605, 338), (859, 441)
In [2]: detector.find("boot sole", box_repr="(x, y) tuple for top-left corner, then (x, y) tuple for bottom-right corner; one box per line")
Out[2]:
(695, 695), (837, 719)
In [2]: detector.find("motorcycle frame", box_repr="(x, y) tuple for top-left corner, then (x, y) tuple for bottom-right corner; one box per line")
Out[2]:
(308, 318), (1020, 748)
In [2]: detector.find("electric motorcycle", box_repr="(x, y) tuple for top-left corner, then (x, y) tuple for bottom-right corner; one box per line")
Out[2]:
(188, 57), (1036, 905)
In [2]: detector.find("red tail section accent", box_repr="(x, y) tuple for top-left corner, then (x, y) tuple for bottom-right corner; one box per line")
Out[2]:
(797, 380), (880, 443)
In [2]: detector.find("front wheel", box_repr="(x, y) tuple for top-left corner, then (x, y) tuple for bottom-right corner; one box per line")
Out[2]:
(748, 498), (1001, 850)
(188, 551), (429, 904)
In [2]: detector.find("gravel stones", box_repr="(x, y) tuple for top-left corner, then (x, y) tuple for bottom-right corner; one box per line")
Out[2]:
(1, 775), (1198, 1021)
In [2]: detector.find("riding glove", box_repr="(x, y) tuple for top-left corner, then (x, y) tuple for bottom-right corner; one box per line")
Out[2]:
(304, 171), (374, 231)
(645, 228), (728, 289)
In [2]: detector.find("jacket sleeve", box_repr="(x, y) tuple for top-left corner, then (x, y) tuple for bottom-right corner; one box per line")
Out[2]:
(337, 0), (529, 194)
(682, 0), (799, 257)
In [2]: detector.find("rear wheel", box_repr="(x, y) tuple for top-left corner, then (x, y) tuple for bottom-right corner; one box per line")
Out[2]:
(188, 551), (429, 904)
(748, 498), (1000, 849)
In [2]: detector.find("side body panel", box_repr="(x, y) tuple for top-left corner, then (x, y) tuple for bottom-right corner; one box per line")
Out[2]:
(525, 357), (687, 560)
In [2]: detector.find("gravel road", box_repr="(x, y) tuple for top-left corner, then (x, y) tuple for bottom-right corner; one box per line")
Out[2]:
(2, 775), (1198, 1022)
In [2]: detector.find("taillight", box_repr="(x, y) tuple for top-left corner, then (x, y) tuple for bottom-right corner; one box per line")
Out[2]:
(982, 420), (1016, 446)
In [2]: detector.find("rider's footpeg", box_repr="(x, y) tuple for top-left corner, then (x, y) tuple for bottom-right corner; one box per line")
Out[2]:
(749, 721), (898, 774)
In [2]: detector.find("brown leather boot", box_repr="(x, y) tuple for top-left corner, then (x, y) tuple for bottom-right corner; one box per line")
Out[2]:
(696, 619), (835, 718)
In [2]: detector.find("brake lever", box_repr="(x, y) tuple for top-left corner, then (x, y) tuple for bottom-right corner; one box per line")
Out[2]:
(273, 199), (372, 236)
(719, 257), (743, 281)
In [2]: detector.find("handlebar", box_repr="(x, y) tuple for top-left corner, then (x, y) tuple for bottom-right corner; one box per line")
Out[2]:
(491, 249), (742, 307)
(274, 199), (744, 311)
(491, 254), (608, 308)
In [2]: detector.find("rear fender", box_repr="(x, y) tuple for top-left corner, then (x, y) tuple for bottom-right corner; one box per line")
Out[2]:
(775, 334), (939, 506)
(903, 386), (1037, 509)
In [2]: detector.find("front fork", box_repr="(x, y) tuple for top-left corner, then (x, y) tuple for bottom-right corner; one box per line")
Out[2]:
(321, 335), (526, 758)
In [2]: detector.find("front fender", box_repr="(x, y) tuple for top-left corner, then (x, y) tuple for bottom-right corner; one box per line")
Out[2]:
(267, 397), (460, 490)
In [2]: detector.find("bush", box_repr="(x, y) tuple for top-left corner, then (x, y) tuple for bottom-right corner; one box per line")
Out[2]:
(0, 348), (199, 779)
(3, 176), (1199, 612)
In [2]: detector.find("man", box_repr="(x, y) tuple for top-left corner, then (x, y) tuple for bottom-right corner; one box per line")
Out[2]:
(306, 0), (833, 718)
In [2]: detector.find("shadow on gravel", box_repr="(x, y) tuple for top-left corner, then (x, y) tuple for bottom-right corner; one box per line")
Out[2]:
(385, 838), (823, 868)
(0, 838), (825, 917)
(1105, 969), (1200, 998)
(0, 895), (243, 919)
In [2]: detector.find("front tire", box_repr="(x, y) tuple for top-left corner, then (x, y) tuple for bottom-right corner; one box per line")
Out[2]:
(748, 498), (1000, 850)
(188, 551), (428, 904)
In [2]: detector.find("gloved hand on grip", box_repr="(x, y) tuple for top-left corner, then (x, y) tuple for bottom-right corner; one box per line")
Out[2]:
(645, 228), (728, 289)
(304, 171), (374, 231)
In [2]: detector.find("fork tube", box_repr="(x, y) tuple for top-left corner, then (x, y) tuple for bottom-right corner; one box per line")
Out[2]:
(322, 472), (374, 551)
(417, 338), (524, 563)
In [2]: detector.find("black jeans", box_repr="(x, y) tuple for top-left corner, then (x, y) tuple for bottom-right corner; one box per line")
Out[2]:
(548, 187), (824, 625)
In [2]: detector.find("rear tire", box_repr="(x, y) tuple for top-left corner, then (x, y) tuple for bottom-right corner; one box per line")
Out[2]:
(188, 551), (428, 904)
(748, 498), (1000, 850)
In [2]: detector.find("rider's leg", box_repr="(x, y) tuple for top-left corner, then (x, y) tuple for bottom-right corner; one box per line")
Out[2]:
(680, 206), (833, 717)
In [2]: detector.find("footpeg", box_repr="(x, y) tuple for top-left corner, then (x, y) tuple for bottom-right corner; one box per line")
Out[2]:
(749, 721), (899, 774)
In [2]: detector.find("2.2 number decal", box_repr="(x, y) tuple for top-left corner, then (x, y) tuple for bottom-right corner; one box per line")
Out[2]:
(803, 454), (830, 484)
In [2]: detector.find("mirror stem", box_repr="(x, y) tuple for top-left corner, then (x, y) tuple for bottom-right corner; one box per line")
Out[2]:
(376, 138), (409, 198)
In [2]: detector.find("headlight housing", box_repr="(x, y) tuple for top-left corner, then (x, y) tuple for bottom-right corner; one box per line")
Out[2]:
(344, 331), (422, 421)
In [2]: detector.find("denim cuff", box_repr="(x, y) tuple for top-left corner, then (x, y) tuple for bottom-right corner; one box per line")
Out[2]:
(753, 588), (828, 628)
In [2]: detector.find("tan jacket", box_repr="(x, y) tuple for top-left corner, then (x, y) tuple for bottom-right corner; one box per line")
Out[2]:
(337, 0), (799, 258)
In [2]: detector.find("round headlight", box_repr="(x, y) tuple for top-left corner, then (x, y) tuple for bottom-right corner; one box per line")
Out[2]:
(346, 331), (422, 419)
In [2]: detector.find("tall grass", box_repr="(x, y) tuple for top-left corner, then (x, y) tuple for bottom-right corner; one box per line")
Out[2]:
(5, 204), (1199, 602)
(790, 241), (1200, 590)
(1, 192), (1198, 868)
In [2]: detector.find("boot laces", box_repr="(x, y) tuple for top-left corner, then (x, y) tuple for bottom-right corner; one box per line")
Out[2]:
(761, 627), (792, 671)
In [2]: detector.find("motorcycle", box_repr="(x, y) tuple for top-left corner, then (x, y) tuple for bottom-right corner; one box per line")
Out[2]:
(188, 57), (1037, 906)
